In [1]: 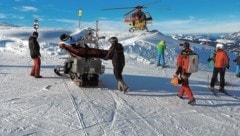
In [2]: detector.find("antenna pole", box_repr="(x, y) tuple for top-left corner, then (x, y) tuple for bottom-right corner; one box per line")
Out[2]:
(33, 19), (39, 32)
(95, 20), (99, 49)
(78, 9), (82, 29)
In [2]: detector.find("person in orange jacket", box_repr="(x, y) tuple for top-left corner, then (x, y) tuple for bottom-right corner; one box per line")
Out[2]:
(210, 43), (230, 93)
(174, 42), (196, 104)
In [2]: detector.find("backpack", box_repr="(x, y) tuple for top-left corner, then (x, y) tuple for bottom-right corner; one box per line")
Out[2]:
(187, 54), (199, 73)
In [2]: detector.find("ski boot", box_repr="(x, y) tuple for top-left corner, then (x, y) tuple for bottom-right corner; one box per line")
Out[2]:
(188, 98), (196, 105)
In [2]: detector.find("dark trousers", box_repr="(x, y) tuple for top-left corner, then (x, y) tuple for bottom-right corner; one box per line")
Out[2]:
(210, 67), (225, 89)
(113, 66), (123, 81)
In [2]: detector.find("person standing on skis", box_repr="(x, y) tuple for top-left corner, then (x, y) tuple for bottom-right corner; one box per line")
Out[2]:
(210, 43), (229, 93)
(29, 31), (42, 78)
(105, 37), (128, 92)
(233, 52), (240, 77)
(207, 48), (216, 71)
(156, 40), (166, 67)
(174, 42), (196, 104)
(207, 48), (219, 83)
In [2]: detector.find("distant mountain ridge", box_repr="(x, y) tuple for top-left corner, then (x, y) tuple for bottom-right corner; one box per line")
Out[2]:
(0, 22), (20, 27)
(223, 31), (240, 42)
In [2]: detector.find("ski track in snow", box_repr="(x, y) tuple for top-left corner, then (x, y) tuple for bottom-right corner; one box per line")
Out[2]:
(108, 90), (163, 136)
(1, 28), (240, 136)
(61, 78), (88, 136)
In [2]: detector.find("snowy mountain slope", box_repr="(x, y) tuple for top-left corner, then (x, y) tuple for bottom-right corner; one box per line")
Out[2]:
(0, 27), (240, 136)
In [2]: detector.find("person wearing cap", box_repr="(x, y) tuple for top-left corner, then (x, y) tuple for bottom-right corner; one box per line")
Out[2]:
(156, 40), (166, 67)
(28, 31), (42, 78)
(210, 43), (229, 93)
(233, 52), (240, 77)
(174, 42), (196, 104)
(104, 37), (129, 92)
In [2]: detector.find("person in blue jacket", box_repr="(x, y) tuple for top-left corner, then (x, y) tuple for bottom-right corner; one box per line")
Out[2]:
(233, 52), (240, 77)
(207, 48), (219, 82)
(156, 40), (166, 66)
(207, 48), (216, 71)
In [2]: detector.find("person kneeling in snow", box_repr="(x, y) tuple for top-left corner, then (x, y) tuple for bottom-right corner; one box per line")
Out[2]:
(174, 42), (196, 104)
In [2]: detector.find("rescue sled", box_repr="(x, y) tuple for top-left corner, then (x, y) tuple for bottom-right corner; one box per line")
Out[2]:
(54, 27), (107, 87)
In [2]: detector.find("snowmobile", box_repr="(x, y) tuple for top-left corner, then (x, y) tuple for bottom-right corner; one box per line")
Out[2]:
(54, 27), (107, 87)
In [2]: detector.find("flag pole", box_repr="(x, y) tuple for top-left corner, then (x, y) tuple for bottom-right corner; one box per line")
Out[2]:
(78, 9), (82, 29)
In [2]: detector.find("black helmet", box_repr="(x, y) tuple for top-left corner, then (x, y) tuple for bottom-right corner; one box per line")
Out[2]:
(60, 33), (70, 41)
(108, 37), (118, 44)
(32, 31), (38, 38)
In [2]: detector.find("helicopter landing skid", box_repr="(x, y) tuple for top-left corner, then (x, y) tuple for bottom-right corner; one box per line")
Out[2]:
(129, 27), (149, 33)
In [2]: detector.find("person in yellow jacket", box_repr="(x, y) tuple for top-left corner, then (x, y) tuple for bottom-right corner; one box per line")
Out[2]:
(156, 40), (166, 66)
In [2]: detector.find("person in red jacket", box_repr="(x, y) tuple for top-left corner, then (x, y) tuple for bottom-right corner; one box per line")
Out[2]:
(210, 43), (229, 93)
(28, 31), (42, 78)
(174, 42), (196, 104)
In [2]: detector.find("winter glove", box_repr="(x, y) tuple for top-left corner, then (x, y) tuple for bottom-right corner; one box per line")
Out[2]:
(207, 58), (212, 62)
(225, 65), (230, 69)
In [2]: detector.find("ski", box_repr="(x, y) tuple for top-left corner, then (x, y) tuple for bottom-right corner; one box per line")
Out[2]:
(208, 87), (218, 96)
(220, 91), (240, 100)
(208, 88), (240, 100)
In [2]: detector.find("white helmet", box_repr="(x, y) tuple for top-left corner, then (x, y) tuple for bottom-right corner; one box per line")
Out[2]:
(216, 43), (224, 49)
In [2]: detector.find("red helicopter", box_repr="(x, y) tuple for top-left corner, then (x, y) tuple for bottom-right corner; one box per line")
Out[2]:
(103, 1), (170, 32)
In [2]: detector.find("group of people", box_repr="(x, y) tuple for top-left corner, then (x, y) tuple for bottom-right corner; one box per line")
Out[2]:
(28, 31), (239, 104)
(28, 31), (129, 92)
(158, 40), (240, 104)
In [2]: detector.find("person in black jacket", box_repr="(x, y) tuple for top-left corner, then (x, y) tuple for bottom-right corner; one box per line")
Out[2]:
(29, 31), (42, 78)
(233, 52), (240, 77)
(105, 37), (128, 92)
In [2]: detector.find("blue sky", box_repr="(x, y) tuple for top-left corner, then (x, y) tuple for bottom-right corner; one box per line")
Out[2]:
(1, 0), (240, 34)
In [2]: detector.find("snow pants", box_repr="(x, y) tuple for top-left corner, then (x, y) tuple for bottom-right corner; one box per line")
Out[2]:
(178, 75), (194, 101)
(113, 66), (124, 81)
(210, 67), (225, 89)
(31, 57), (41, 77)
(157, 53), (165, 66)
(236, 64), (240, 75)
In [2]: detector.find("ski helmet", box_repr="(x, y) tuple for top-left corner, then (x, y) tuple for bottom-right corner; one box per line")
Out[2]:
(32, 31), (38, 38)
(60, 33), (70, 41)
(216, 43), (224, 49)
(108, 37), (118, 44)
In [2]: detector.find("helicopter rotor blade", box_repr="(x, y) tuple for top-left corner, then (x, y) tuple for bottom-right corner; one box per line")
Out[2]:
(143, 0), (162, 6)
(123, 7), (148, 16)
(102, 7), (138, 10)
(124, 9), (135, 16)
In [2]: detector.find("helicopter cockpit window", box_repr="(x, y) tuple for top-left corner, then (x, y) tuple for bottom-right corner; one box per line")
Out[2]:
(144, 12), (153, 21)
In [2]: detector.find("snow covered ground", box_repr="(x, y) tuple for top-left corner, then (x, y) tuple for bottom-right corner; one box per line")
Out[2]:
(0, 26), (240, 136)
